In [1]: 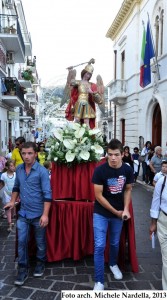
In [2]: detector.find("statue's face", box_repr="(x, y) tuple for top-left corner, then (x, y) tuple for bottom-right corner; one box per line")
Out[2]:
(83, 72), (92, 81)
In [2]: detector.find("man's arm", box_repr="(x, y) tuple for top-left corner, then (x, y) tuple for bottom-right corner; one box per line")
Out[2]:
(94, 184), (123, 219)
(39, 202), (52, 228)
(123, 183), (132, 219)
(39, 169), (52, 227)
(149, 218), (157, 238)
(149, 158), (156, 173)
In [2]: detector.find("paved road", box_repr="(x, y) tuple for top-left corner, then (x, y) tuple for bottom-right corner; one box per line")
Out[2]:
(0, 182), (162, 299)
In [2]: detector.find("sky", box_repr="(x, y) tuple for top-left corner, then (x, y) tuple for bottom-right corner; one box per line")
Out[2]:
(21, 0), (123, 87)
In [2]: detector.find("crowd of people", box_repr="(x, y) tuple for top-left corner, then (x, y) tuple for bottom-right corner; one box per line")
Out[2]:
(1, 134), (167, 289)
(121, 142), (167, 187)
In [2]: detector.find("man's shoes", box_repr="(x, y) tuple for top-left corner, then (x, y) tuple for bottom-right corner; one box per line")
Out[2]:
(93, 282), (104, 290)
(33, 261), (45, 277)
(14, 268), (28, 286)
(110, 265), (123, 280)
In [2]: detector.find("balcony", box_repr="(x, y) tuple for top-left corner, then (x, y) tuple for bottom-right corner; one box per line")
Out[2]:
(0, 14), (25, 62)
(108, 79), (127, 105)
(1, 77), (24, 107)
(27, 56), (36, 73)
(24, 100), (35, 119)
(0, 44), (6, 76)
(18, 68), (34, 88)
(26, 92), (38, 104)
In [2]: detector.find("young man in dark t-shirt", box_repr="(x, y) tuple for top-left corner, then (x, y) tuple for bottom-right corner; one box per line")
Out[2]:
(92, 139), (133, 290)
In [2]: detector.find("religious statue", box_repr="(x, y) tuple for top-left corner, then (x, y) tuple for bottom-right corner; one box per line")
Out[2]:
(61, 58), (105, 129)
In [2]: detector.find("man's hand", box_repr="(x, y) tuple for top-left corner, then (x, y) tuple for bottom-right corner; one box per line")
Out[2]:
(4, 201), (14, 210)
(39, 215), (49, 228)
(122, 208), (131, 220)
(149, 223), (157, 239)
(116, 210), (123, 219)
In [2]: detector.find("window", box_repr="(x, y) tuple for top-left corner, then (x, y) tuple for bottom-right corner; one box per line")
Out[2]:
(114, 50), (117, 80)
(121, 119), (125, 145)
(121, 50), (125, 79)
(155, 16), (159, 55)
(155, 8), (164, 56)
(160, 10), (164, 55)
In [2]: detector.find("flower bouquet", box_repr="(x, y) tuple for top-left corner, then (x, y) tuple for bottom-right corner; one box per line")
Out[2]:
(46, 123), (105, 167)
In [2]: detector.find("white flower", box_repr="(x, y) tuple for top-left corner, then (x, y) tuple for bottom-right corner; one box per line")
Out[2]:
(79, 151), (90, 160)
(63, 139), (75, 150)
(75, 127), (85, 138)
(47, 123), (104, 165)
(53, 129), (63, 141)
(72, 123), (81, 130)
(80, 137), (88, 144)
(91, 144), (104, 154)
(89, 128), (101, 136)
(65, 151), (76, 162)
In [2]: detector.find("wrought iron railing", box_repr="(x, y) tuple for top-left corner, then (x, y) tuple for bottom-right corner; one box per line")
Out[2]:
(2, 77), (25, 104)
(0, 14), (25, 56)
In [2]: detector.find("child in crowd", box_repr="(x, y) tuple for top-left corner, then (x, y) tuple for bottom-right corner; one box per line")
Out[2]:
(43, 161), (52, 179)
(1, 160), (16, 232)
(153, 161), (167, 187)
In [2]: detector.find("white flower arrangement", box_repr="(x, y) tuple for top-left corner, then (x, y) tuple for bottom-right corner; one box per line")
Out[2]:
(46, 123), (105, 167)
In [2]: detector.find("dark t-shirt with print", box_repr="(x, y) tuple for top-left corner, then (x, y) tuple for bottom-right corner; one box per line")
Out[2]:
(92, 162), (134, 218)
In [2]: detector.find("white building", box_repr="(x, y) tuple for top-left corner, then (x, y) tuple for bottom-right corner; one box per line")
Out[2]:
(106, 0), (166, 152)
(0, 0), (39, 155)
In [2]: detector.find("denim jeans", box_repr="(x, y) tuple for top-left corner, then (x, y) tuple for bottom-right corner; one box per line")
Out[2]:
(17, 216), (46, 268)
(93, 213), (123, 284)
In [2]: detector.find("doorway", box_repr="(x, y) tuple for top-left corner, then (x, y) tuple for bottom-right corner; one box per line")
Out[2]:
(152, 103), (162, 147)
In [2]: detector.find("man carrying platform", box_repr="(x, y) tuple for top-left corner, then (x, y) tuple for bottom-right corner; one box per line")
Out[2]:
(92, 139), (134, 290)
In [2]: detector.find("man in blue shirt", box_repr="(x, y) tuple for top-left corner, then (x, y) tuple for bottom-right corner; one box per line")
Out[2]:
(5, 142), (52, 286)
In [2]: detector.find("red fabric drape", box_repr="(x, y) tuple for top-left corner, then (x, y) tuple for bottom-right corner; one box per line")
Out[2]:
(46, 200), (138, 272)
(51, 160), (104, 201)
(22, 160), (138, 273)
(46, 201), (94, 261)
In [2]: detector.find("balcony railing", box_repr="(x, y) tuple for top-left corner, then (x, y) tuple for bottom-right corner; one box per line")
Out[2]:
(0, 14), (25, 56)
(24, 100), (35, 119)
(2, 77), (25, 103)
(108, 79), (127, 105)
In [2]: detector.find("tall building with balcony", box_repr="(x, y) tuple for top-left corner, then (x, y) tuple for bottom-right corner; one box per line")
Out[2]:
(0, 0), (39, 155)
(106, 0), (167, 151)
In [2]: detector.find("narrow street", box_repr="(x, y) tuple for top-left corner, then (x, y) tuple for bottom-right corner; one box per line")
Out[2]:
(0, 182), (162, 300)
